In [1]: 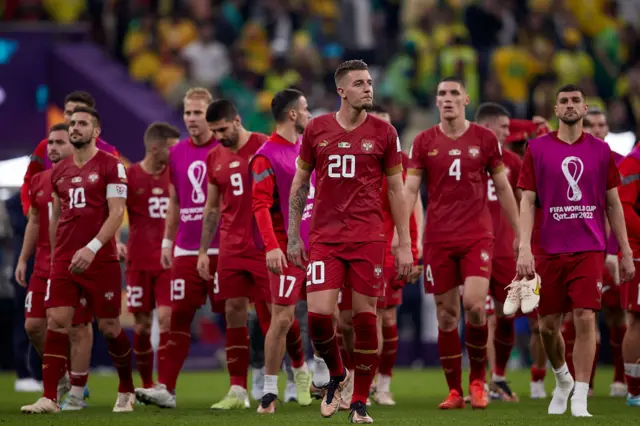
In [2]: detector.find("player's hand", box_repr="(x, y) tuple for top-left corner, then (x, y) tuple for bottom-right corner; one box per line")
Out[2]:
(15, 259), (28, 287)
(516, 245), (535, 279)
(620, 253), (635, 284)
(161, 247), (173, 269)
(407, 264), (422, 283)
(266, 248), (288, 275)
(287, 236), (308, 270)
(116, 242), (128, 262)
(605, 254), (621, 285)
(70, 247), (95, 274)
(395, 243), (413, 279)
(197, 253), (213, 281)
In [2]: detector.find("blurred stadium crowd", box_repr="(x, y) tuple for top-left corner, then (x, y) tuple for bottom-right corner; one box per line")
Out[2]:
(4, 0), (640, 144)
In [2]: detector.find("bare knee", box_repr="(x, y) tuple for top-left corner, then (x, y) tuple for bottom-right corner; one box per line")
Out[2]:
(225, 298), (248, 327)
(134, 312), (153, 336)
(157, 308), (171, 333)
(572, 309), (596, 334)
(46, 308), (73, 333)
(381, 308), (396, 327)
(25, 319), (46, 341)
(539, 316), (561, 338)
(270, 307), (294, 336)
(437, 303), (459, 331)
(98, 318), (121, 339)
(339, 311), (353, 335)
(463, 298), (486, 325)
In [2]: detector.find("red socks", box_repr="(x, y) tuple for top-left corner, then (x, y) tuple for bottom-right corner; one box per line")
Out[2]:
(611, 325), (626, 383)
(157, 331), (170, 385)
(43, 330), (69, 401)
(493, 316), (514, 377)
(562, 321), (576, 378)
(466, 322), (488, 383)
(531, 366), (547, 382)
(159, 310), (195, 392)
(438, 328), (463, 394)
(134, 331), (154, 388)
(378, 325), (398, 377)
(226, 326), (249, 389)
(70, 371), (88, 388)
(309, 312), (344, 377)
(352, 313), (378, 405)
(286, 318), (305, 369)
(106, 330), (135, 394)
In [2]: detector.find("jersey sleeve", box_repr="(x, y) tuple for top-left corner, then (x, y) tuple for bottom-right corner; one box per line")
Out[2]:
(20, 140), (48, 215)
(606, 150), (622, 190)
(297, 123), (315, 171)
(618, 158), (640, 237)
(509, 154), (523, 189)
(407, 133), (426, 175)
(251, 155), (280, 252)
(384, 125), (403, 176)
(517, 146), (536, 192)
(105, 158), (128, 199)
(485, 131), (505, 174)
(206, 149), (218, 185)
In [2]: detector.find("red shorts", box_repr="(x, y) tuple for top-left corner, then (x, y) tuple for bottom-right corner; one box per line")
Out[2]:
(125, 268), (171, 313)
(490, 256), (516, 304)
(307, 241), (385, 298)
(217, 254), (270, 302)
(536, 251), (604, 316)
(47, 261), (123, 319)
(377, 267), (404, 309)
(269, 263), (306, 306)
(424, 239), (493, 295)
(622, 260), (640, 313)
(25, 275), (93, 324)
(171, 255), (220, 313)
(601, 267), (622, 309)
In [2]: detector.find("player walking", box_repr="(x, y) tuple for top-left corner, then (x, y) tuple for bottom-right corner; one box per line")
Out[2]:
(124, 123), (180, 389)
(516, 84), (634, 417)
(405, 78), (520, 410)
(475, 103), (522, 402)
(287, 60), (413, 423)
(15, 124), (94, 410)
(196, 99), (273, 409)
(135, 88), (219, 408)
(21, 106), (135, 413)
(250, 89), (314, 413)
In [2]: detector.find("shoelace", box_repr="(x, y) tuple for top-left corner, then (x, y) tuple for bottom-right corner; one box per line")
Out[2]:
(348, 401), (369, 420)
(324, 378), (341, 404)
(505, 281), (521, 302)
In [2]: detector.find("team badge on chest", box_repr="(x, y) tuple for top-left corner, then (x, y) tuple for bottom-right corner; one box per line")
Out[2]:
(361, 140), (374, 153)
(88, 172), (99, 183)
(468, 146), (480, 158)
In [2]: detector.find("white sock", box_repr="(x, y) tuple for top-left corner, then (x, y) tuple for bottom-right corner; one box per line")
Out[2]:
(625, 363), (640, 377)
(552, 363), (572, 384)
(492, 373), (506, 382)
(377, 374), (391, 393)
(264, 375), (278, 396)
(292, 362), (308, 374)
(572, 381), (588, 400)
(70, 386), (84, 399)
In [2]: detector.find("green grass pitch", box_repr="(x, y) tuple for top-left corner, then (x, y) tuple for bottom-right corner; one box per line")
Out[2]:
(2, 367), (638, 425)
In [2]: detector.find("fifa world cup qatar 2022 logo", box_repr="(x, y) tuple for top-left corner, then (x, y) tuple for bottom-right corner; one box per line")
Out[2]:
(187, 160), (207, 204)
(562, 156), (584, 201)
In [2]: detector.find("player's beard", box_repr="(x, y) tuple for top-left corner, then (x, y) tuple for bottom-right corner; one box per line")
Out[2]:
(560, 113), (584, 126)
(70, 134), (92, 149)
(295, 118), (305, 134)
(219, 130), (239, 148)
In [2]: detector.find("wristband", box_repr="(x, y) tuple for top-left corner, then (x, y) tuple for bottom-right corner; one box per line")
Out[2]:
(162, 238), (173, 249)
(86, 238), (103, 254)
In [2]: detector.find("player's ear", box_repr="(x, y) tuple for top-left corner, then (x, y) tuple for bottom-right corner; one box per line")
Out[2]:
(336, 86), (345, 99)
(463, 92), (470, 106)
(93, 126), (101, 139)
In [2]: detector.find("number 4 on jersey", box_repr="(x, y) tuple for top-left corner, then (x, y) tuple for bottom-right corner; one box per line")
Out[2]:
(449, 158), (461, 181)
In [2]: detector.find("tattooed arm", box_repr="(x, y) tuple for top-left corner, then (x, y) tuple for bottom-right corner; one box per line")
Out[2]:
(287, 167), (312, 268)
(197, 182), (220, 280)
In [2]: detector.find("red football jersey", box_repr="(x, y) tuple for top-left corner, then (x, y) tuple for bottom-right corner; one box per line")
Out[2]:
(408, 123), (504, 243)
(614, 154), (640, 257)
(52, 150), (127, 263)
(487, 148), (522, 258)
(29, 169), (53, 282)
(298, 113), (403, 245)
(206, 133), (268, 256)
(126, 162), (171, 271)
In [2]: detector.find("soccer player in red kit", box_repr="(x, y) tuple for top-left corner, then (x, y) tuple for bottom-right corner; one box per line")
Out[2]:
(21, 91), (119, 215)
(21, 106), (135, 414)
(287, 60), (413, 423)
(517, 84), (634, 417)
(405, 77), (520, 410)
(475, 103), (522, 402)
(197, 99), (271, 409)
(125, 123), (180, 390)
(250, 89), (314, 413)
(618, 142), (640, 407)
(15, 124), (94, 410)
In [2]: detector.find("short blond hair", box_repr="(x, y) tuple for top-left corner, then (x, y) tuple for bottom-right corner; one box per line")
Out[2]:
(184, 87), (213, 105)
